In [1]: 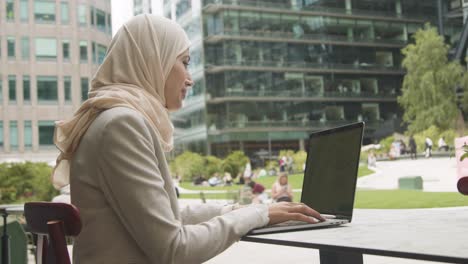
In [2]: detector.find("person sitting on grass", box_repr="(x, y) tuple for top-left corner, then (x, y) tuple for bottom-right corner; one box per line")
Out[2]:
(271, 172), (294, 202)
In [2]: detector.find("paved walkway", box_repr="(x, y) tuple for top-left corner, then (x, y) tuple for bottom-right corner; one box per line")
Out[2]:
(185, 157), (461, 264)
(357, 157), (458, 192)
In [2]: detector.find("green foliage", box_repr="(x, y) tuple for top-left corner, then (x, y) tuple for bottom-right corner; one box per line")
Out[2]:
(399, 24), (463, 133)
(0, 162), (57, 203)
(204, 155), (223, 177)
(221, 151), (249, 179)
(378, 136), (395, 154)
(291, 150), (307, 172)
(170, 151), (205, 182)
(410, 125), (456, 152)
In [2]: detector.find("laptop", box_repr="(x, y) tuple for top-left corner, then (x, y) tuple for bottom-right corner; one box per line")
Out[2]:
(247, 122), (364, 235)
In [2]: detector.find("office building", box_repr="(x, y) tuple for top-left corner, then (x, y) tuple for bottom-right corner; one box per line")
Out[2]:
(161, 0), (447, 161)
(0, 0), (112, 161)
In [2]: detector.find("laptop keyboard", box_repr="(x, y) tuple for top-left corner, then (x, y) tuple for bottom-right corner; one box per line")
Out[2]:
(272, 219), (341, 227)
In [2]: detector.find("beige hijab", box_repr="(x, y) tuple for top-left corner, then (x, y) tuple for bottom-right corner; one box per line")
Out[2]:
(52, 14), (190, 188)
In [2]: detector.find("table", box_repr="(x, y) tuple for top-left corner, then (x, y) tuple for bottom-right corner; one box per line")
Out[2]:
(0, 204), (24, 264)
(242, 207), (468, 264)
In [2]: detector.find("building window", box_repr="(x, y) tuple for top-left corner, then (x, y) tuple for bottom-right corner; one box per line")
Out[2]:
(34, 1), (56, 23)
(90, 6), (95, 25)
(20, 0), (28, 22)
(38, 121), (55, 146)
(97, 44), (107, 64)
(81, 78), (89, 101)
(10, 121), (18, 150)
(61, 2), (69, 24)
(6, 0), (14, 21)
(35, 38), (57, 60)
(64, 76), (71, 102)
(23, 75), (30, 102)
(107, 13), (112, 34)
(7, 37), (15, 58)
(21, 37), (30, 60)
(79, 40), (88, 62)
(8, 75), (16, 103)
(37, 76), (58, 102)
(96, 9), (106, 32)
(78, 5), (87, 26)
(24, 120), (32, 149)
(0, 121), (3, 148)
(62, 40), (70, 61)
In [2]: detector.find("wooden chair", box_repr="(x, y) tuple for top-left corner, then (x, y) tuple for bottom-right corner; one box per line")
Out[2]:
(24, 202), (81, 264)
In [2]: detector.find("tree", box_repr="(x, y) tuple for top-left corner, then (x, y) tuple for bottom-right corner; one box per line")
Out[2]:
(169, 151), (205, 182)
(221, 151), (249, 179)
(204, 155), (223, 178)
(399, 24), (465, 133)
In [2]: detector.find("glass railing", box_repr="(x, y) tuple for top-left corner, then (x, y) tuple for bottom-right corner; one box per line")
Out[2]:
(206, 59), (403, 72)
(212, 90), (396, 99)
(202, 0), (429, 21)
(206, 30), (407, 46)
(211, 119), (382, 130)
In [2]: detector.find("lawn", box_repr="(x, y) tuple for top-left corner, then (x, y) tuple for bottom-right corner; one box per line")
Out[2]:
(178, 166), (468, 209)
(180, 190), (468, 209)
(179, 165), (375, 190)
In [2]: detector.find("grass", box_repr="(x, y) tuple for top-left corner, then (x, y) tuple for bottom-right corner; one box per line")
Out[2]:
(178, 167), (468, 209)
(180, 165), (375, 190)
(180, 190), (468, 209)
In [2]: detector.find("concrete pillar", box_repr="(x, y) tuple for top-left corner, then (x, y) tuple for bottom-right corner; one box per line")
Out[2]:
(345, 0), (352, 13)
(299, 138), (305, 151)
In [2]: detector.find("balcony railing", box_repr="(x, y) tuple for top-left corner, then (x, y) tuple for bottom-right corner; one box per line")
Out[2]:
(202, 0), (428, 21)
(206, 30), (407, 47)
(211, 90), (396, 99)
(206, 59), (404, 74)
(211, 119), (382, 130)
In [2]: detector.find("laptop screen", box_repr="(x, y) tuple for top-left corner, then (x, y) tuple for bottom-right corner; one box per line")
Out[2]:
(300, 122), (364, 220)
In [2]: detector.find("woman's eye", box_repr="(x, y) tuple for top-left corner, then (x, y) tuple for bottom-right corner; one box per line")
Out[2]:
(183, 61), (190, 67)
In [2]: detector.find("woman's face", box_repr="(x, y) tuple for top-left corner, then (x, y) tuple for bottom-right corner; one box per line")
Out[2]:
(279, 175), (288, 185)
(164, 49), (193, 111)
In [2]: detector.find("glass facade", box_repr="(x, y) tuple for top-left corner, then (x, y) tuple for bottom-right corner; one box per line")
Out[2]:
(80, 40), (88, 62)
(20, 0), (29, 22)
(7, 37), (15, 58)
(35, 38), (57, 60)
(24, 121), (32, 149)
(165, 0), (439, 159)
(64, 76), (71, 102)
(21, 37), (30, 60)
(38, 121), (55, 146)
(9, 121), (18, 150)
(6, 0), (14, 20)
(34, 1), (56, 23)
(23, 75), (30, 102)
(81, 78), (89, 101)
(61, 2), (69, 24)
(37, 76), (58, 102)
(62, 40), (70, 61)
(8, 75), (16, 103)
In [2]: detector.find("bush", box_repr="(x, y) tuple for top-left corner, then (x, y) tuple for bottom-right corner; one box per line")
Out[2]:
(204, 155), (223, 178)
(292, 150), (307, 172)
(222, 151), (249, 179)
(0, 162), (57, 203)
(170, 152), (205, 182)
(411, 126), (457, 152)
(378, 136), (395, 155)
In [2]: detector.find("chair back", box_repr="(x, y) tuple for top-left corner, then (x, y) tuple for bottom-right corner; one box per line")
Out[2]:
(24, 202), (81, 264)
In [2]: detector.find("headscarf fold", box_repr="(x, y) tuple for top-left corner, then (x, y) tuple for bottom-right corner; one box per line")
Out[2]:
(52, 14), (190, 189)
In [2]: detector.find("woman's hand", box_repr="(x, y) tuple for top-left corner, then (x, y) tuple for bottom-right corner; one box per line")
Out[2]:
(267, 202), (325, 225)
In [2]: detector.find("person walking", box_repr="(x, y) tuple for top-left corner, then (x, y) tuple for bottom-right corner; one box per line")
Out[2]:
(425, 137), (433, 158)
(409, 135), (417, 160)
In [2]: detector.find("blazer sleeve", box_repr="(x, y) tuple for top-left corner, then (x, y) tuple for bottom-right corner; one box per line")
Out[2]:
(96, 111), (269, 264)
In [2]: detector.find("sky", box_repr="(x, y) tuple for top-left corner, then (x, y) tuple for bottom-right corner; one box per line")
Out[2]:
(111, 0), (163, 36)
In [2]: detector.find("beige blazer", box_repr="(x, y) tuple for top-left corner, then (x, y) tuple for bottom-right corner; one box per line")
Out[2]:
(70, 107), (268, 263)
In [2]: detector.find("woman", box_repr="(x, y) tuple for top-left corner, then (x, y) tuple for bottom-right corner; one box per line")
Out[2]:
(271, 172), (294, 202)
(52, 15), (324, 263)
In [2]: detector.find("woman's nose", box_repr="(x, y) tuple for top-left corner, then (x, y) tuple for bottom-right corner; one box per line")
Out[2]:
(186, 78), (194, 87)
